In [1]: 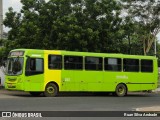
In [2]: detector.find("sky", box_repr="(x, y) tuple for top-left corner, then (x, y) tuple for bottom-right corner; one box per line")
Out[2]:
(3, 0), (22, 32)
(2, 0), (160, 41)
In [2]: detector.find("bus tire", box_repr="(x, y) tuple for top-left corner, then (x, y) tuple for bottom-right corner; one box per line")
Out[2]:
(30, 92), (42, 97)
(115, 84), (127, 97)
(44, 83), (58, 97)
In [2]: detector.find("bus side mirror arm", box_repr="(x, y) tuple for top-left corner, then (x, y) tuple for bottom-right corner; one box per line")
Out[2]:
(26, 55), (30, 58)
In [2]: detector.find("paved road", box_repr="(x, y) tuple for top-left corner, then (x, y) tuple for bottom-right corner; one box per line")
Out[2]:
(0, 90), (160, 111)
(0, 90), (160, 120)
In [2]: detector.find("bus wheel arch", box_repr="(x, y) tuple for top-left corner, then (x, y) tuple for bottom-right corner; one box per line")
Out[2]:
(115, 83), (128, 97)
(44, 82), (59, 97)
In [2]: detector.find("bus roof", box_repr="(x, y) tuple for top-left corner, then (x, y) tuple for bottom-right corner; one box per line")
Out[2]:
(11, 49), (157, 59)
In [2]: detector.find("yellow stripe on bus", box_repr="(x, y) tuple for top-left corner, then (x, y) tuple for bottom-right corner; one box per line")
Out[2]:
(43, 50), (61, 90)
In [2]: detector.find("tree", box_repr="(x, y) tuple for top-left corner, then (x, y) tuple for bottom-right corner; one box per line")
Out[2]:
(3, 0), (124, 53)
(3, 7), (21, 42)
(121, 0), (160, 55)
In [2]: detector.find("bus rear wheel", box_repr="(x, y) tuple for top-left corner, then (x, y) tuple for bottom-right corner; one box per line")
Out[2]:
(30, 92), (42, 97)
(115, 84), (127, 97)
(44, 83), (58, 97)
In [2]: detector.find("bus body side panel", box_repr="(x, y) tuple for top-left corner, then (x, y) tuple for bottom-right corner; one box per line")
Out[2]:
(124, 72), (145, 91)
(60, 71), (104, 92)
(43, 50), (62, 91)
(60, 70), (77, 91)
(82, 71), (103, 91)
(138, 73), (157, 91)
(103, 72), (128, 92)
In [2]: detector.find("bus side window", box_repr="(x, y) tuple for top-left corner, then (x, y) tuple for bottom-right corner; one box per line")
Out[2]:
(85, 57), (102, 71)
(48, 55), (62, 70)
(104, 58), (121, 71)
(64, 56), (83, 70)
(123, 59), (139, 72)
(141, 60), (153, 72)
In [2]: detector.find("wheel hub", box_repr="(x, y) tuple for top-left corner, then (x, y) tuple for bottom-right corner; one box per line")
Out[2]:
(118, 87), (124, 94)
(47, 86), (54, 94)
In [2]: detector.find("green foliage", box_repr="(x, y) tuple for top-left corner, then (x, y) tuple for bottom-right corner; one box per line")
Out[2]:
(1, 0), (160, 59)
(121, 0), (160, 55)
(3, 0), (123, 52)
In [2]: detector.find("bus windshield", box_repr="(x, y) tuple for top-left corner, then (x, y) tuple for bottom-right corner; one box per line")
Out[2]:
(6, 57), (24, 75)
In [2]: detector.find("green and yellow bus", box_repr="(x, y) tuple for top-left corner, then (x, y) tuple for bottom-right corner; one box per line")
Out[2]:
(5, 49), (158, 97)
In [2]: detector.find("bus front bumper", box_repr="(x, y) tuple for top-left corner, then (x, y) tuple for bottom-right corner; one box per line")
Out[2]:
(5, 82), (24, 91)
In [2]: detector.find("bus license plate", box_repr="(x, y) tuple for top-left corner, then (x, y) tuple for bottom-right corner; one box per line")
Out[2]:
(8, 84), (15, 88)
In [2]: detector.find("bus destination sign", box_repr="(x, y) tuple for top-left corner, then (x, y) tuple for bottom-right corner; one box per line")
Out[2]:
(9, 51), (24, 57)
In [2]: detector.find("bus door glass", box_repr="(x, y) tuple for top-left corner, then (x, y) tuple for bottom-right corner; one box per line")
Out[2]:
(25, 57), (44, 91)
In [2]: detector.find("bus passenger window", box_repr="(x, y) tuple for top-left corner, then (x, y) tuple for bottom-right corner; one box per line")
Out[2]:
(48, 55), (62, 69)
(105, 58), (121, 71)
(141, 60), (153, 72)
(64, 56), (83, 70)
(85, 57), (102, 71)
(123, 59), (139, 72)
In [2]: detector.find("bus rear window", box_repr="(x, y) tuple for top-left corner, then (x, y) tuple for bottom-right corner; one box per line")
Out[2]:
(141, 60), (153, 72)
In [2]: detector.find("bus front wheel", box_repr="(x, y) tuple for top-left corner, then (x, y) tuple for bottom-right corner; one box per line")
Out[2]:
(115, 84), (127, 97)
(44, 83), (58, 97)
